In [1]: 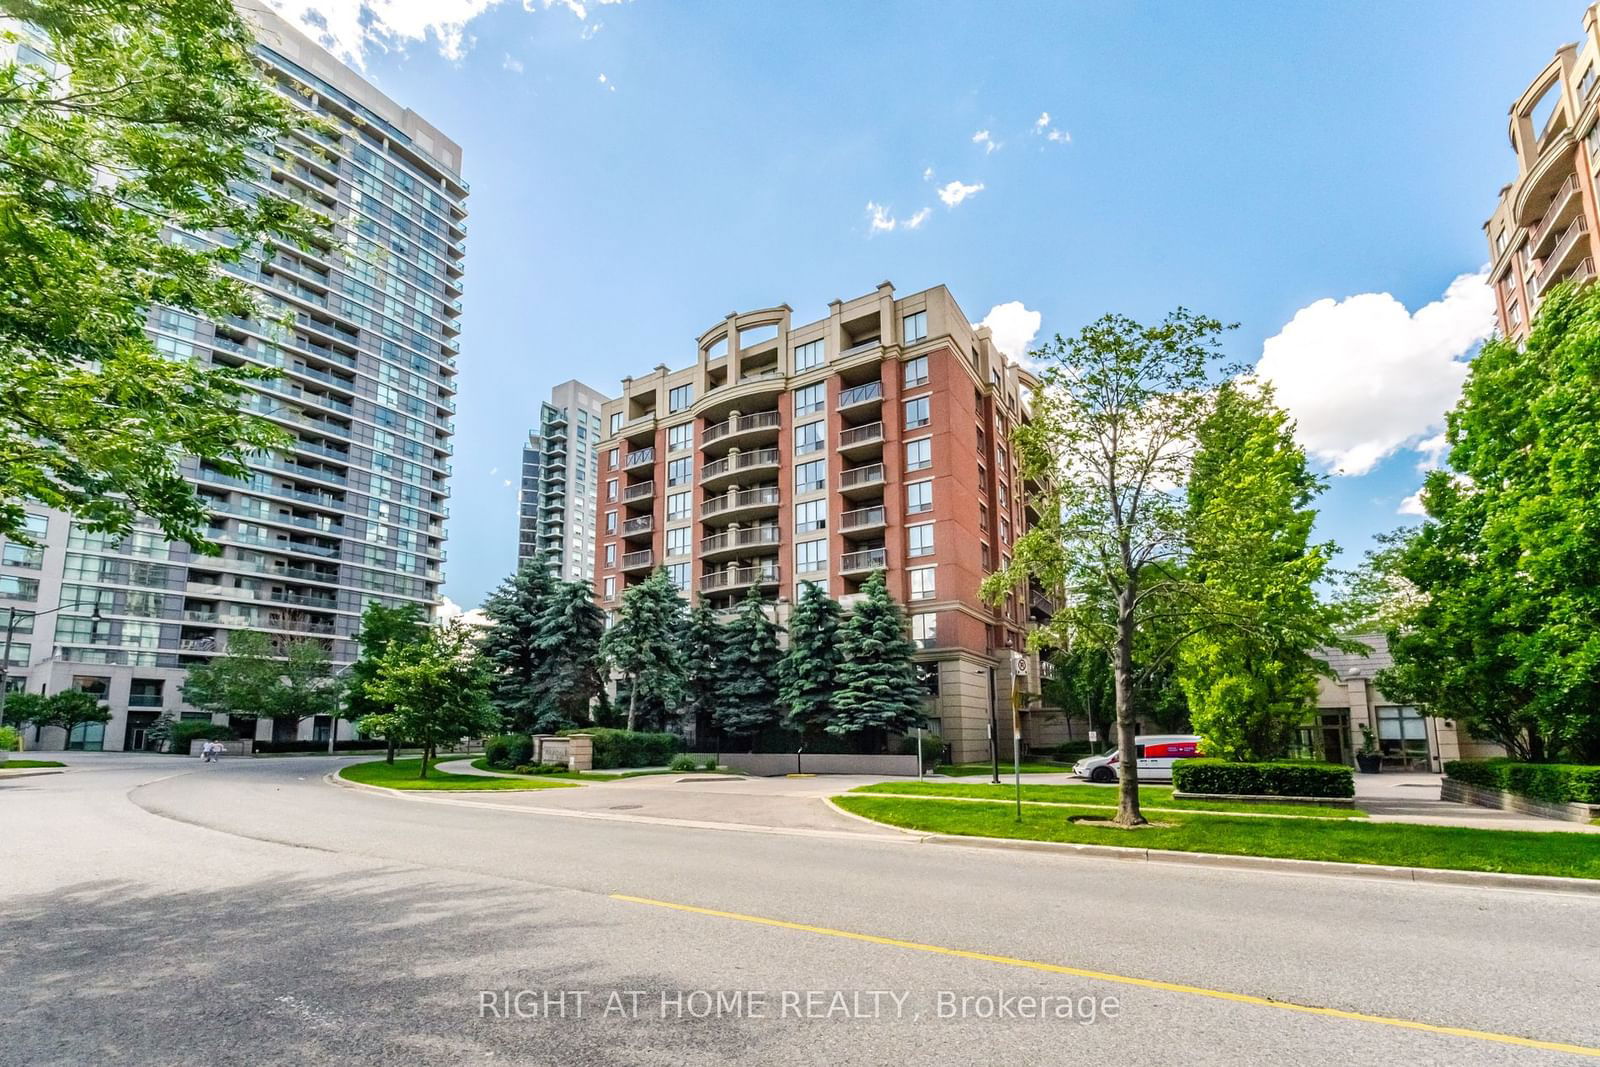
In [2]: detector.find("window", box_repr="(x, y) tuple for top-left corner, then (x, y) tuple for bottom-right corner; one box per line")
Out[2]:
(796, 538), (828, 573)
(795, 459), (826, 493)
(794, 338), (825, 372)
(795, 499), (827, 533)
(604, 544), (616, 567)
(905, 438), (931, 472)
(608, 447), (619, 468)
(909, 566), (935, 601)
(911, 612), (937, 648)
(979, 503), (989, 531)
(2, 543), (43, 569)
(794, 420), (825, 456)
(906, 480), (933, 514)
(796, 578), (828, 600)
(1000, 518), (1011, 544)
(666, 527), (691, 557)
(668, 457), (693, 486)
(5, 641), (29, 667)
(667, 491), (691, 521)
(605, 511), (617, 535)
(1377, 706), (1429, 761)
(667, 563), (691, 592)
(23, 514), (47, 538)
(903, 310), (927, 343)
(606, 478), (618, 502)
(904, 396), (930, 430)
(603, 576), (616, 598)
(996, 444), (1008, 471)
(669, 384), (693, 412)
(668, 423), (693, 453)
(1584, 64), (1597, 100)
(908, 522), (934, 557)
(795, 382), (826, 417)
(0, 576), (39, 601)
(903, 355), (929, 388)
(981, 543), (991, 570)
(1508, 300), (1523, 327)
(609, 413), (622, 435)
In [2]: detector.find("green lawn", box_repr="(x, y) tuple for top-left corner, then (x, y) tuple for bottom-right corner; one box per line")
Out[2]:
(465, 758), (733, 781)
(340, 757), (579, 791)
(854, 781), (1364, 819)
(1, 759), (65, 769)
(834, 795), (1600, 880)
(936, 761), (1075, 777)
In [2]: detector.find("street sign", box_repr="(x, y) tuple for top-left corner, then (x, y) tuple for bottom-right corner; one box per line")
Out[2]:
(1088, 730), (1099, 743)
(1012, 653), (1028, 676)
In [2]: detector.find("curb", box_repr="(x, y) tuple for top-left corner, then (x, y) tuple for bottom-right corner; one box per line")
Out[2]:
(0, 768), (66, 780)
(915, 833), (1600, 896)
(820, 795), (926, 837)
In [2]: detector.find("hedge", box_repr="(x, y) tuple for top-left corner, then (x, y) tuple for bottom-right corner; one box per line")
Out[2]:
(561, 727), (682, 769)
(1172, 759), (1355, 799)
(484, 734), (534, 769)
(253, 739), (389, 754)
(168, 720), (234, 751)
(1444, 760), (1600, 805)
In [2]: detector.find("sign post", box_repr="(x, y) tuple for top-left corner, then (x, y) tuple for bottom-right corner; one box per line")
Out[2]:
(1011, 653), (1028, 821)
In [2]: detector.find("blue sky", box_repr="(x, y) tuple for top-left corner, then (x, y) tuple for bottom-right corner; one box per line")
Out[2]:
(272, 0), (1582, 608)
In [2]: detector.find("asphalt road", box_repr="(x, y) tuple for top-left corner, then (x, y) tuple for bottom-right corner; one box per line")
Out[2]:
(3, 754), (1597, 1066)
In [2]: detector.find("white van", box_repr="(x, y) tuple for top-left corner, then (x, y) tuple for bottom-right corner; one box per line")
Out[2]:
(1072, 734), (1202, 783)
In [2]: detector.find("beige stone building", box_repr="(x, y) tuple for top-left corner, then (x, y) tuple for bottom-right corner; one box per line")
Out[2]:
(1485, 3), (1600, 339)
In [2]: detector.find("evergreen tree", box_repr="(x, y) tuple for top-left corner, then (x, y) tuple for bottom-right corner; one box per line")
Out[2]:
(601, 569), (687, 732)
(680, 598), (727, 743)
(530, 579), (606, 730)
(713, 587), (784, 743)
(832, 572), (926, 740)
(778, 581), (843, 739)
(481, 556), (556, 731)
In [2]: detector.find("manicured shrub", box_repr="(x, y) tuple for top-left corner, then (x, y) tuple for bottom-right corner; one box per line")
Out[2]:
(668, 754), (699, 772)
(168, 720), (234, 753)
(562, 727), (683, 769)
(511, 762), (568, 775)
(1172, 758), (1355, 799)
(484, 734), (534, 769)
(702, 756), (719, 772)
(0, 725), (19, 752)
(897, 731), (945, 767)
(253, 739), (391, 753)
(1052, 741), (1092, 760)
(1444, 760), (1600, 805)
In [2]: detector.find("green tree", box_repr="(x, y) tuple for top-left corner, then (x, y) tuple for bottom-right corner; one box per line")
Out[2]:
(365, 622), (496, 778)
(1373, 285), (1600, 761)
(181, 630), (336, 735)
(831, 572), (926, 741)
(0, 0), (328, 547)
(713, 587), (783, 743)
(601, 569), (686, 732)
(345, 601), (428, 761)
(679, 598), (725, 744)
(778, 581), (843, 740)
(481, 557), (556, 731)
(983, 309), (1228, 826)
(530, 579), (605, 730)
(1178, 380), (1342, 761)
(42, 688), (112, 747)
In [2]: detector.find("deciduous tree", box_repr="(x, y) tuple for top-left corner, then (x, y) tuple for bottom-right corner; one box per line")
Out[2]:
(365, 622), (496, 778)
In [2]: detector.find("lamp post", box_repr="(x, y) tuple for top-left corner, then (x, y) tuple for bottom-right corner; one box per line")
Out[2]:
(328, 661), (357, 754)
(0, 604), (102, 730)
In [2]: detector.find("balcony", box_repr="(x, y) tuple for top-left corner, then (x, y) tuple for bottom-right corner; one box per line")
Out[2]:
(840, 547), (888, 574)
(699, 563), (780, 595)
(700, 447), (780, 490)
(622, 480), (655, 506)
(621, 514), (654, 541)
(701, 486), (782, 521)
(1029, 579), (1054, 623)
(623, 446), (655, 471)
(1529, 174), (1583, 259)
(703, 409), (781, 450)
(839, 462), (886, 499)
(840, 504), (887, 534)
(837, 381), (882, 413)
(621, 549), (654, 573)
(700, 524), (781, 561)
(838, 421), (884, 459)
(1535, 215), (1591, 295)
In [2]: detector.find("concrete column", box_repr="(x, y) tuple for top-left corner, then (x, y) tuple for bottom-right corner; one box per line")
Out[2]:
(566, 733), (593, 772)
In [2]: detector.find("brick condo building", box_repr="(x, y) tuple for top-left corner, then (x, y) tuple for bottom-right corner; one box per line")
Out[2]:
(590, 282), (1049, 762)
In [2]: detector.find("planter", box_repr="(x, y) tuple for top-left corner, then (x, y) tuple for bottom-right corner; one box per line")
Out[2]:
(1171, 790), (1356, 809)
(1441, 778), (1600, 824)
(1355, 753), (1382, 774)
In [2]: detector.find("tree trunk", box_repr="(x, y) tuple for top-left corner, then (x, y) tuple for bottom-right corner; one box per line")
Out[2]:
(1112, 587), (1146, 827)
(419, 745), (430, 779)
(626, 681), (638, 733)
(386, 736), (395, 765)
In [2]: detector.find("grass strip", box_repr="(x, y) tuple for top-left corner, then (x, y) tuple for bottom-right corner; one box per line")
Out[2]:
(834, 795), (1600, 879)
(340, 757), (578, 791)
(0, 759), (66, 769)
(854, 781), (1363, 819)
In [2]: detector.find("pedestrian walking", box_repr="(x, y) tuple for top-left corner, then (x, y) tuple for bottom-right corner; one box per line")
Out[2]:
(201, 740), (212, 762)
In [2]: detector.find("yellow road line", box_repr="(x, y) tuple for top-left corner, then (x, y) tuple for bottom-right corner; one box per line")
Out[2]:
(610, 893), (1600, 1058)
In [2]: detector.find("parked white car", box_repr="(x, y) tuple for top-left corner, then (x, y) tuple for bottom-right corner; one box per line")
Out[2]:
(1073, 734), (1202, 783)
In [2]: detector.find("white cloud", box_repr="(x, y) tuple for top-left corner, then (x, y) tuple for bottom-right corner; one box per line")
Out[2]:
(1032, 110), (1069, 143)
(937, 179), (984, 207)
(922, 166), (934, 181)
(502, 54), (524, 74)
(597, 71), (614, 90)
(503, 478), (513, 487)
(977, 301), (1042, 361)
(266, 0), (630, 68)
(866, 201), (898, 233)
(1045, 128), (1070, 143)
(1035, 111), (1050, 129)
(1414, 433), (1448, 471)
(904, 207), (931, 230)
(1255, 270), (1495, 476)
(1398, 489), (1427, 516)
(972, 129), (998, 153)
